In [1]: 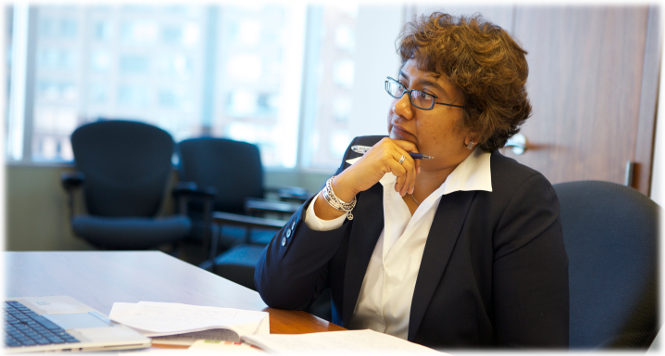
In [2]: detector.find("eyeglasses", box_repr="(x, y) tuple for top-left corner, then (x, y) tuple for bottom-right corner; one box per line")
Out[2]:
(384, 76), (464, 110)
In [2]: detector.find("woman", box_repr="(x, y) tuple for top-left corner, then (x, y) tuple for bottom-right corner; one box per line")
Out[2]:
(255, 12), (569, 349)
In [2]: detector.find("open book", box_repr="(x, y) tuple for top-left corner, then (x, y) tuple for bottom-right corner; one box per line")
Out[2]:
(109, 301), (269, 345)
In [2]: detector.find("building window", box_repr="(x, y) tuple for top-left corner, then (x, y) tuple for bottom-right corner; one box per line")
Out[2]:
(6, 4), (402, 170)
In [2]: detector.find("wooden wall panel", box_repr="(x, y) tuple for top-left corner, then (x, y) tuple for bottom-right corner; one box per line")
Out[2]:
(506, 6), (653, 194)
(635, 5), (661, 195)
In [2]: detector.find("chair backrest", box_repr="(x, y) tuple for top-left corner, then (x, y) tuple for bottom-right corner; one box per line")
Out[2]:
(71, 120), (175, 217)
(177, 137), (264, 214)
(553, 180), (659, 348)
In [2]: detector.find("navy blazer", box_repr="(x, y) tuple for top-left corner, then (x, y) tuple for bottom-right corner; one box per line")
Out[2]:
(255, 136), (569, 349)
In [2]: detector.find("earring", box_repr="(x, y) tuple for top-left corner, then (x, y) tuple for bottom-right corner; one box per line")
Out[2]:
(467, 140), (475, 150)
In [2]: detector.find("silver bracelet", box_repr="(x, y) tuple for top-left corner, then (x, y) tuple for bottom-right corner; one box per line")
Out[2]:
(322, 176), (357, 220)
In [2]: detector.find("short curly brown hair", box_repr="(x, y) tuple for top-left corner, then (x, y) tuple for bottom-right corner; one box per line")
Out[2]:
(398, 12), (531, 151)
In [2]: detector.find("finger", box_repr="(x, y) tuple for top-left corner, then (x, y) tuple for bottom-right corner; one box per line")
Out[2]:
(392, 148), (416, 195)
(388, 158), (408, 195)
(403, 157), (416, 196)
(373, 138), (421, 163)
(393, 159), (406, 194)
(406, 159), (416, 195)
(390, 139), (423, 179)
(390, 139), (419, 154)
(399, 144), (421, 178)
(394, 154), (416, 196)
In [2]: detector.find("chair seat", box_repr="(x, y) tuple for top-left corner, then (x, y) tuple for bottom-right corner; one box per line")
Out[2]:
(72, 215), (192, 250)
(213, 245), (267, 290)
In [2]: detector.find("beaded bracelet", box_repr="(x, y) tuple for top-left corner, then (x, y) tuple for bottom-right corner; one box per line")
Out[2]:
(322, 176), (357, 220)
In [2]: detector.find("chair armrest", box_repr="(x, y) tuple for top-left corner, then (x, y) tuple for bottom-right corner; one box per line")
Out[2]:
(244, 198), (301, 216)
(171, 182), (217, 218)
(199, 212), (287, 271)
(213, 212), (287, 230)
(265, 185), (311, 203)
(61, 171), (85, 222)
(172, 181), (218, 199)
(61, 171), (85, 193)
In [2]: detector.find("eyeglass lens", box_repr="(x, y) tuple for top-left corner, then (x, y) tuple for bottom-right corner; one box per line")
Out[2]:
(385, 78), (433, 110)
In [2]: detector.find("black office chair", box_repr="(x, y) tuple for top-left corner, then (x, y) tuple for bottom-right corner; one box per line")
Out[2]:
(62, 120), (193, 250)
(553, 180), (660, 349)
(176, 137), (305, 277)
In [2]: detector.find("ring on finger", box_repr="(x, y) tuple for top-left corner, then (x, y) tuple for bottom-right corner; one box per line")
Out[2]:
(398, 155), (405, 165)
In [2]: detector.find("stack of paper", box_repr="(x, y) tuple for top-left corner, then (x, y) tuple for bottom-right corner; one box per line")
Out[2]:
(241, 329), (443, 354)
(188, 340), (265, 353)
(109, 302), (269, 345)
(109, 302), (442, 353)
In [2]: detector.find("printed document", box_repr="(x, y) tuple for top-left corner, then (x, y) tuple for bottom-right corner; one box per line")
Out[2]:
(109, 301), (269, 345)
(242, 329), (443, 354)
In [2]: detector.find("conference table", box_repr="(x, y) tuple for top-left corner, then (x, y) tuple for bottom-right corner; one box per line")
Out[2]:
(4, 251), (345, 343)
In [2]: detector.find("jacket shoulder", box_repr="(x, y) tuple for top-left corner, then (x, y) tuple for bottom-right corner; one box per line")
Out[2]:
(490, 150), (552, 190)
(336, 136), (387, 173)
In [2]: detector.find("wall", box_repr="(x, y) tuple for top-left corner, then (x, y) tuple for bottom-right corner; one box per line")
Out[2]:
(4, 164), (332, 251)
(650, 44), (664, 207)
(6, 165), (91, 251)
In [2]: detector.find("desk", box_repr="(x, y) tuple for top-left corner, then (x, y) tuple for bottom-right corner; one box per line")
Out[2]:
(5, 251), (345, 334)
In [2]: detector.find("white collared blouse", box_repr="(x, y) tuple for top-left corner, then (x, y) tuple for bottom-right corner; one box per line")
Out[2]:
(304, 147), (492, 339)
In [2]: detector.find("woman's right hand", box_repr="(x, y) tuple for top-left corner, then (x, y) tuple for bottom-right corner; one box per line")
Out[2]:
(313, 138), (420, 220)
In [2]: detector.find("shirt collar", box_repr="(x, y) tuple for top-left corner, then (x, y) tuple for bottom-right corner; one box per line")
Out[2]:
(441, 147), (492, 195)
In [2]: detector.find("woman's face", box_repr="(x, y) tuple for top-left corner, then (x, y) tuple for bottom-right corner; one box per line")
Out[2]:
(387, 59), (474, 173)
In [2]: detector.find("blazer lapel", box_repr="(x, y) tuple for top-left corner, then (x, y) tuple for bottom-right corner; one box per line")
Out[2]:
(408, 190), (477, 340)
(342, 183), (384, 326)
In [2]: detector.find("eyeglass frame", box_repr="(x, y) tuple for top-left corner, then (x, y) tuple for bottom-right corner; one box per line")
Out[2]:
(384, 76), (464, 110)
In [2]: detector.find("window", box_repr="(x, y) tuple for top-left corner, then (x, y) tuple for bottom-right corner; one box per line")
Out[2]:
(300, 5), (403, 170)
(6, 4), (402, 170)
(297, 5), (361, 170)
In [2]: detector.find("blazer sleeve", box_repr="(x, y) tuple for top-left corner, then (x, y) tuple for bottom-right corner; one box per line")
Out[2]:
(491, 172), (570, 347)
(254, 136), (382, 310)
(254, 196), (352, 310)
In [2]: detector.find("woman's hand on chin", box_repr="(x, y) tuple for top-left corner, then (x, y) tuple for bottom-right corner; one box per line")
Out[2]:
(336, 138), (421, 199)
